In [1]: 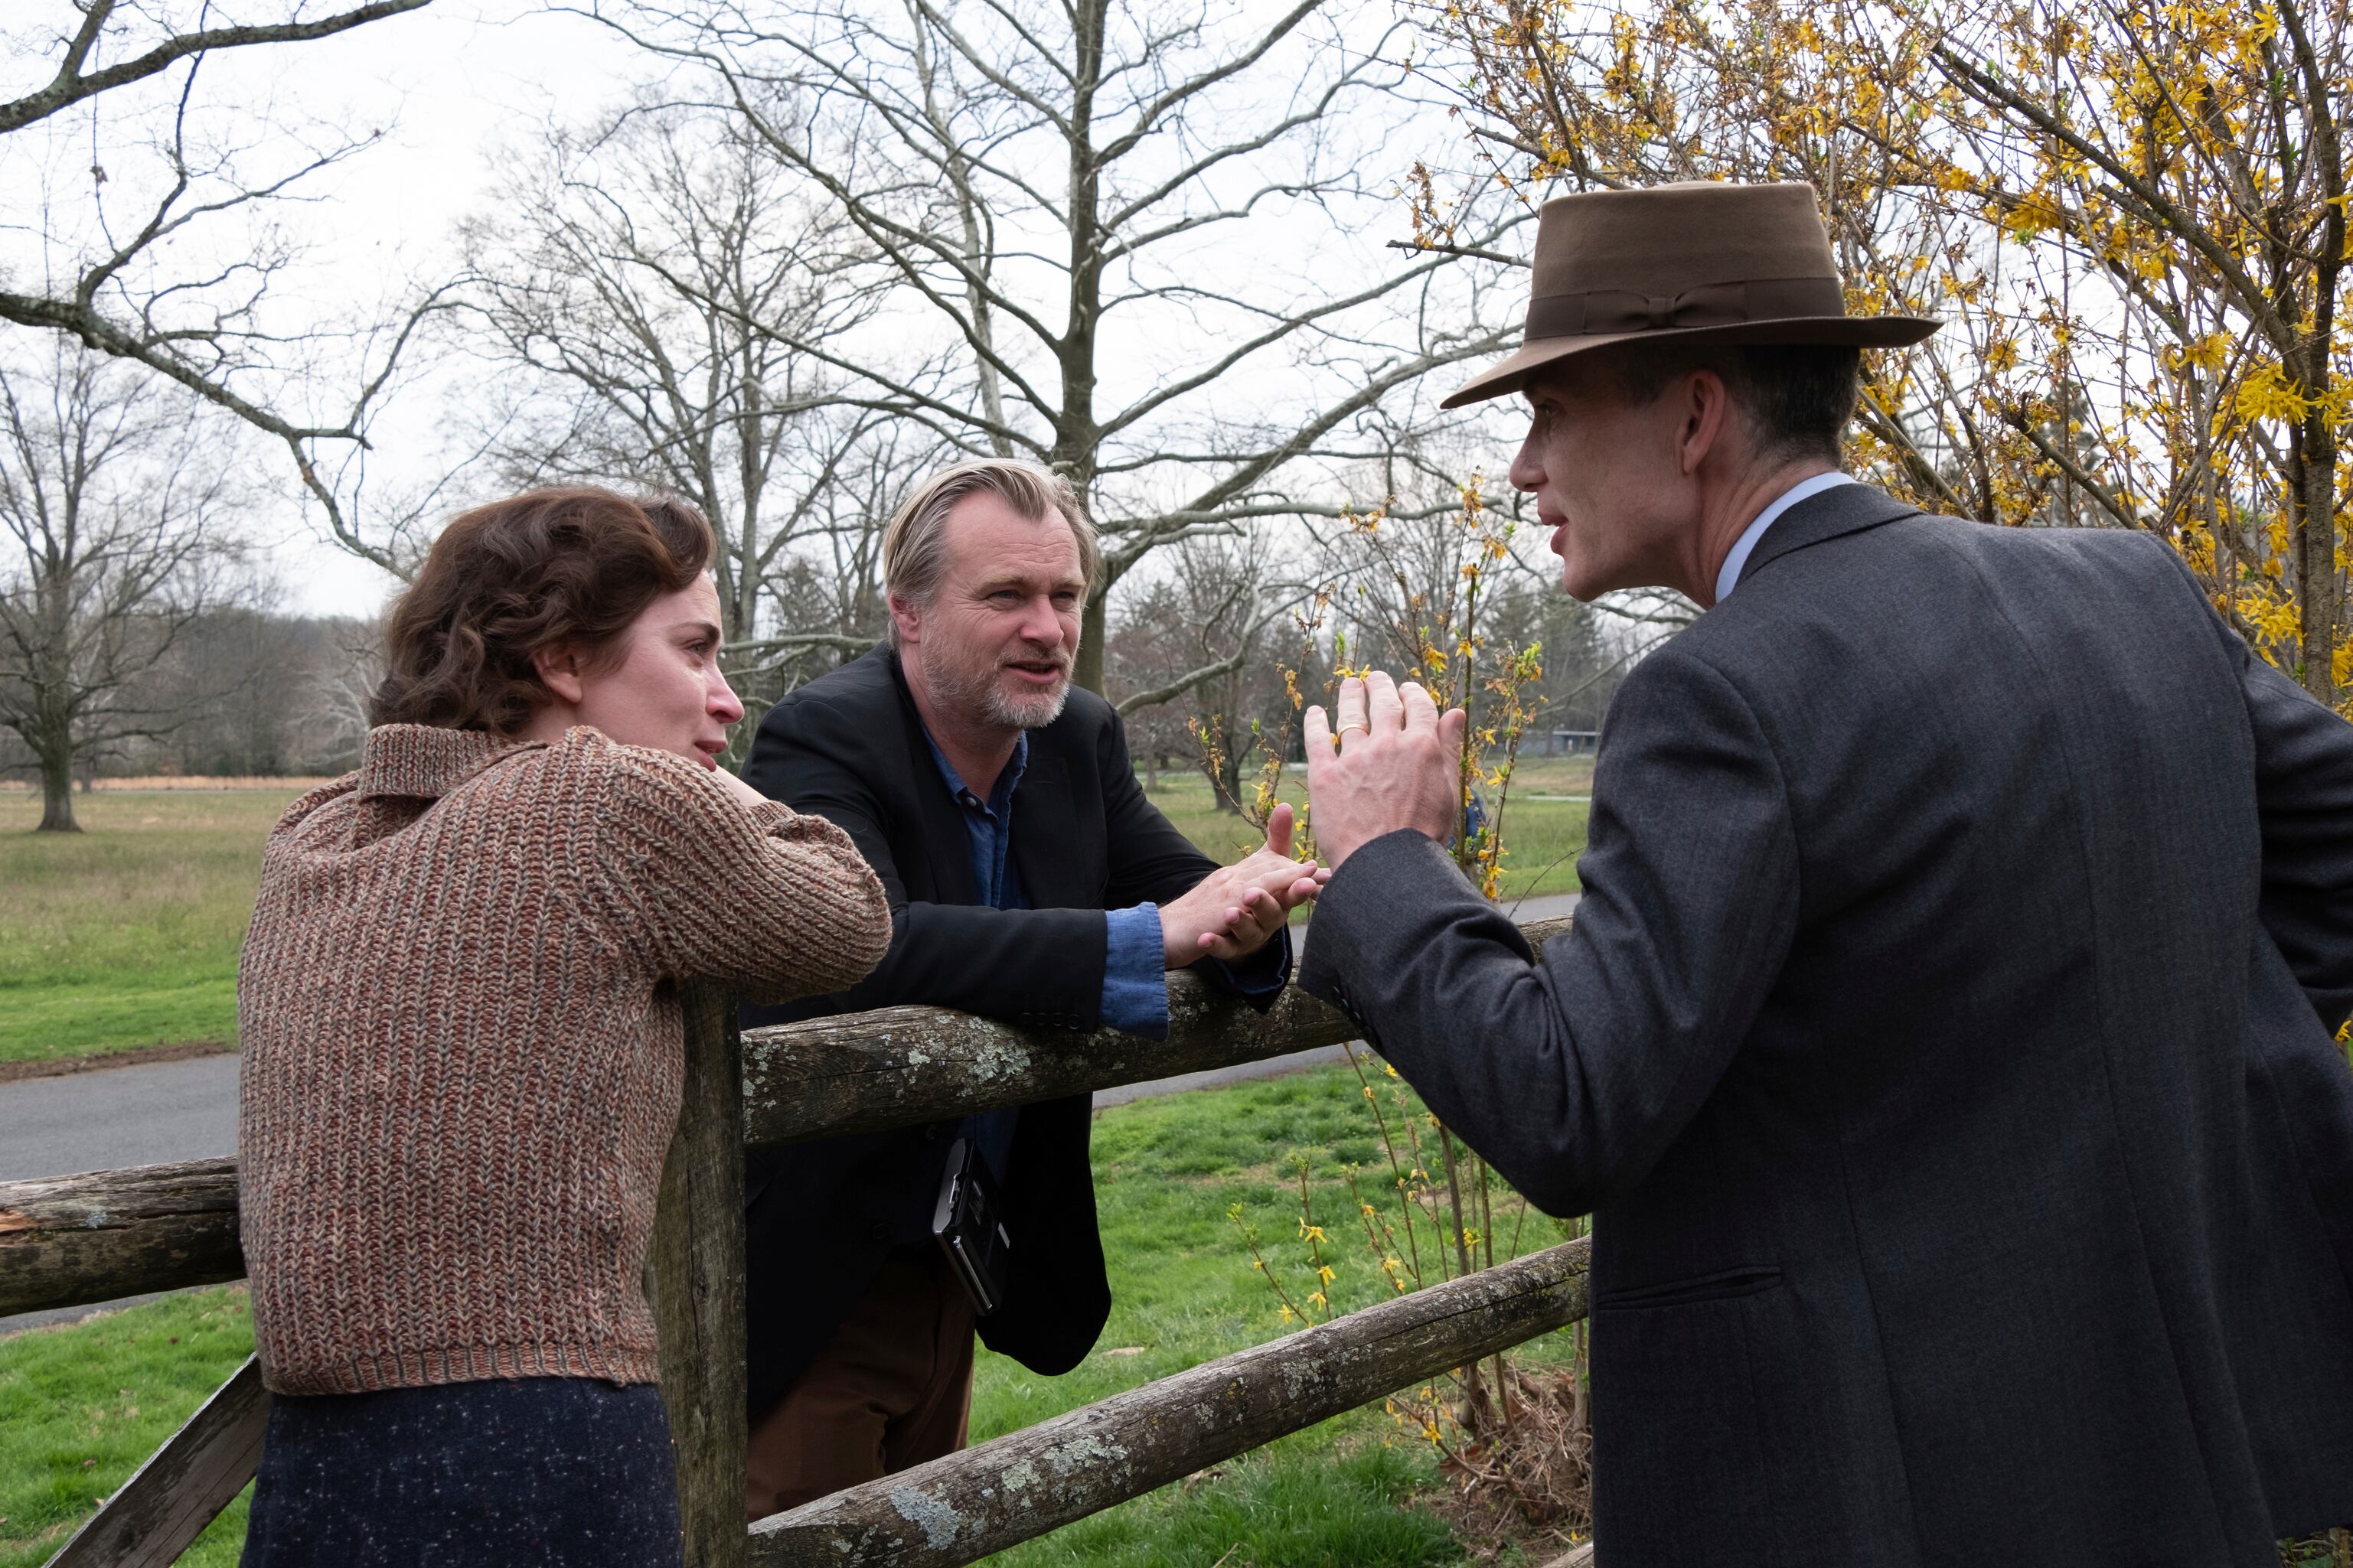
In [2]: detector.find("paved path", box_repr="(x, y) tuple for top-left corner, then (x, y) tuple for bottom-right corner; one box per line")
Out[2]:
(0, 1052), (241, 1183)
(0, 890), (1579, 1335)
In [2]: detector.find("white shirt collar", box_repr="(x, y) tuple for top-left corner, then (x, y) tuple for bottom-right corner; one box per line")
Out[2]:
(1712, 471), (1857, 605)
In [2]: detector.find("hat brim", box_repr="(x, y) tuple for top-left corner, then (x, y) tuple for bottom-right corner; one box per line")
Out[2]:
(1441, 315), (1944, 410)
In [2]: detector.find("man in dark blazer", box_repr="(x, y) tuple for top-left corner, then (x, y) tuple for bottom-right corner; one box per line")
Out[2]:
(1300, 181), (2353, 1564)
(737, 458), (1323, 1517)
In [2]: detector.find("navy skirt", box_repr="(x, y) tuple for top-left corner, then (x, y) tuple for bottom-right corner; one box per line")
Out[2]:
(240, 1377), (681, 1567)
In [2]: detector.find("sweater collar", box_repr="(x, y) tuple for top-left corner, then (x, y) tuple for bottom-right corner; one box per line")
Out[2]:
(357, 724), (543, 800)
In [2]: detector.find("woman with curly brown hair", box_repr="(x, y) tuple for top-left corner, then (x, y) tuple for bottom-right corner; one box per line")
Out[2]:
(234, 487), (891, 1566)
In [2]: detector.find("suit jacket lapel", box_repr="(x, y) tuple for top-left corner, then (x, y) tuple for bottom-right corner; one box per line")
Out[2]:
(1010, 740), (1090, 909)
(1738, 483), (1922, 591)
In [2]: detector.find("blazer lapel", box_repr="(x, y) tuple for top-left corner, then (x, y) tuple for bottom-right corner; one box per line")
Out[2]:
(1010, 742), (1092, 910)
(1738, 483), (1922, 591)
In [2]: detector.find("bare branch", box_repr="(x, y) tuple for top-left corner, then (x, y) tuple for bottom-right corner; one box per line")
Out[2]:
(0, 1), (433, 135)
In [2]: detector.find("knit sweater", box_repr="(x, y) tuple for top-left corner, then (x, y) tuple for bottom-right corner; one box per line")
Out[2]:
(237, 723), (891, 1396)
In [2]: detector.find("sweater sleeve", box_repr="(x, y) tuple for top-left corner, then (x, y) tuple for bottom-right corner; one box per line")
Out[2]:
(588, 741), (893, 1004)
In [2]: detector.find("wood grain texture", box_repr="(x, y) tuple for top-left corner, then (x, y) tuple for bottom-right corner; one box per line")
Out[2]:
(652, 983), (749, 1568)
(43, 1355), (268, 1568)
(747, 1235), (1593, 1568)
(0, 1157), (243, 1316)
(740, 916), (1575, 1147)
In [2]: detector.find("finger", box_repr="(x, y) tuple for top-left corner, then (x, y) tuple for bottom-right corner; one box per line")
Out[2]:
(1204, 920), (1268, 962)
(1286, 874), (1322, 905)
(1440, 706), (1470, 752)
(1247, 859), (1314, 895)
(1264, 801), (1294, 860)
(1366, 670), (1404, 735)
(1235, 887), (1274, 934)
(1399, 680), (1440, 735)
(1334, 677), (1368, 749)
(1304, 704), (1333, 764)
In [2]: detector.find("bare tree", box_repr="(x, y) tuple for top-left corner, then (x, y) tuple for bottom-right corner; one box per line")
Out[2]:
(1105, 533), (1300, 805)
(284, 616), (381, 774)
(584, 0), (1525, 693)
(0, 341), (246, 830)
(1, 0), (452, 572)
(459, 99), (929, 686)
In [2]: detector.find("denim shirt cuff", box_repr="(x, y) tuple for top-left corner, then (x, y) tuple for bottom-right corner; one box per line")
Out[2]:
(1101, 904), (1170, 1038)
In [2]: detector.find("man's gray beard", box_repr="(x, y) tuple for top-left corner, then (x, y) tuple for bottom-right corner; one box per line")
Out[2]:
(930, 655), (1071, 732)
(987, 680), (1069, 730)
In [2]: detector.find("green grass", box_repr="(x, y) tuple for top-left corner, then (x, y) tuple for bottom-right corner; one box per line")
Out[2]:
(1, 1064), (1579, 1565)
(0, 791), (301, 1065)
(0, 1287), (256, 1567)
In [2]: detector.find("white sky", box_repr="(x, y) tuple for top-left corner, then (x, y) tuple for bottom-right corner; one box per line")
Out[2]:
(6, 1), (1533, 620)
(238, 2), (651, 617)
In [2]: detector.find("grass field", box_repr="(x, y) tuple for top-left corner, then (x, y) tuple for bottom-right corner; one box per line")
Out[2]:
(0, 791), (302, 1067)
(1141, 764), (1590, 908)
(1, 760), (1588, 1067)
(0, 1063), (1579, 1567)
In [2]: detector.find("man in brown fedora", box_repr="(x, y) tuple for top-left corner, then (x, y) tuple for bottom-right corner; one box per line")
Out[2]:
(1297, 181), (2353, 1563)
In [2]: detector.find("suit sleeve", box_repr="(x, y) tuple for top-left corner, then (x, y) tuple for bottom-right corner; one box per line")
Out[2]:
(2241, 650), (2353, 1031)
(1096, 706), (1294, 1007)
(1299, 645), (1798, 1216)
(742, 693), (1108, 1029)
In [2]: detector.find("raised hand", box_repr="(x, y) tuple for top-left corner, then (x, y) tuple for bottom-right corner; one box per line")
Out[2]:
(1159, 802), (1331, 966)
(1303, 671), (1467, 870)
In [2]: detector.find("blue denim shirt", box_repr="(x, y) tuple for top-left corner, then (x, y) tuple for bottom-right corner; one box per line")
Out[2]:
(919, 727), (1171, 1187)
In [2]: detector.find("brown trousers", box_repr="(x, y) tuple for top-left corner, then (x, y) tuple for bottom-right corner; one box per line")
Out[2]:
(743, 1249), (977, 1521)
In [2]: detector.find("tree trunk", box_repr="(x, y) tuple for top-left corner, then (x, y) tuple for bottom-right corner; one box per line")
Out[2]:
(1075, 592), (1107, 694)
(37, 732), (79, 832)
(2296, 409), (2341, 706)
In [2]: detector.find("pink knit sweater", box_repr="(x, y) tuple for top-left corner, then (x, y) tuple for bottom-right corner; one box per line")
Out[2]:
(237, 724), (890, 1396)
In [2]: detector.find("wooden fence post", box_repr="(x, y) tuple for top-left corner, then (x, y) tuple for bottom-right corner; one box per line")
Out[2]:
(651, 983), (748, 1568)
(43, 1356), (269, 1568)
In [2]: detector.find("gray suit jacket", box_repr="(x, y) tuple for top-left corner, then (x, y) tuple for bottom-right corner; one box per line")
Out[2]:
(1301, 484), (2353, 1566)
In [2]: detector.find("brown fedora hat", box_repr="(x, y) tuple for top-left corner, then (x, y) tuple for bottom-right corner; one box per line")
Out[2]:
(1443, 181), (1940, 409)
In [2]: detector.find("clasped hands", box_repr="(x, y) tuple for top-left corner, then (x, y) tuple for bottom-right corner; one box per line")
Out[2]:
(1160, 802), (1331, 966)
(1160, 670), (1467, 963)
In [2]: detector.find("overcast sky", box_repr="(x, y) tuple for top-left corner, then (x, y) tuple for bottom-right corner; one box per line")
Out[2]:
(236, 2), (648, 618)
(5, 1), (1529, 622)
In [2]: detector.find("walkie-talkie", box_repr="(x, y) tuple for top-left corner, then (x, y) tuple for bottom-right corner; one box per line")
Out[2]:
(931, 1136), (1013, 1316)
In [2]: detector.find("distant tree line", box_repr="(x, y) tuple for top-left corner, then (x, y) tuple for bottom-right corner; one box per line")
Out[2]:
(0, 604), (380, 792)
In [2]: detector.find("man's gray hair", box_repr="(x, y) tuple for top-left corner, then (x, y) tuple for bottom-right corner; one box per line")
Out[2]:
(881, 458), (1101, 647)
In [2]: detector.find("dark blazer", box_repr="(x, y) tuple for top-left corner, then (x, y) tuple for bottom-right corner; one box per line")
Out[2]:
(1301, 484), (2353, 1566)
(739, 647), (1288, 1420)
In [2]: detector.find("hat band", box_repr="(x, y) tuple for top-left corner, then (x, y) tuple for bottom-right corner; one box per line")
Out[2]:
(1524, 275), (1848, 340)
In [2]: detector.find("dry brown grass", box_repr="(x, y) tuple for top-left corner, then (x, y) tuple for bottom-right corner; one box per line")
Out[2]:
(1419, 1364), (1594, 1563)
(0, 775), (338, 792)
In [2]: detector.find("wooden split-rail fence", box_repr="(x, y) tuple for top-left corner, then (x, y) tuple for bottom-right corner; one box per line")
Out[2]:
(2, 916), (1592, 1568)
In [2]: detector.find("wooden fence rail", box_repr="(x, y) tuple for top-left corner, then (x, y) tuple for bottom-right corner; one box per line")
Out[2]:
(7, 915), (1584, 1568)
(0, 1159), (242, 1319)
(739, 918), (1570, 1145)
(752, 1235), (1593, 1567)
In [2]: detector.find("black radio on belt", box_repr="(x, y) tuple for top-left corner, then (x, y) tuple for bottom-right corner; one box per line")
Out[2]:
(931, 1136), (1013, 1316)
